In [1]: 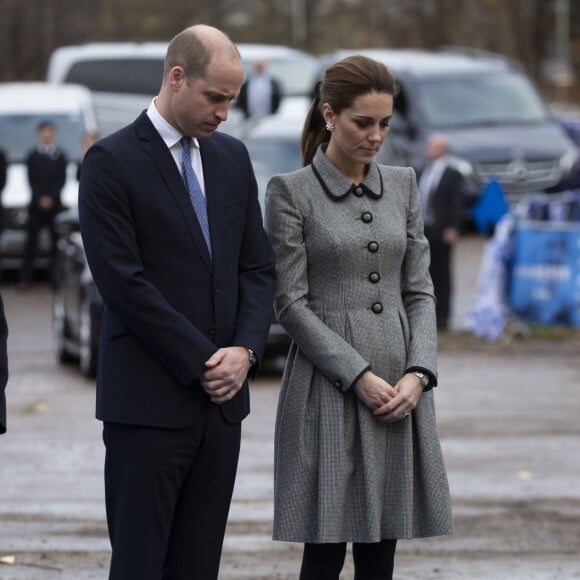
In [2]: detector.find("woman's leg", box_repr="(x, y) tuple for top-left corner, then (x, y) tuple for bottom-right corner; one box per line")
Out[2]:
(352, 539), (397, 580)
(299, 542), (347, 580)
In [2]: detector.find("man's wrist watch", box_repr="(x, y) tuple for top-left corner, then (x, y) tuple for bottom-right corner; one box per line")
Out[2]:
(412, 371), (430, 388)
(247, 348), (257, 366)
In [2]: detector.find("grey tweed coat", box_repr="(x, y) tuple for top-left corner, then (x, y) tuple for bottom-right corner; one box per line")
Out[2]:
(264, 146), (453, 543)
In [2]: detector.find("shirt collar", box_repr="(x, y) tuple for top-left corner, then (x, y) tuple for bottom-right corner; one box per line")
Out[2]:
(146, 99), (200, 151)
(311, 145), (383, 201)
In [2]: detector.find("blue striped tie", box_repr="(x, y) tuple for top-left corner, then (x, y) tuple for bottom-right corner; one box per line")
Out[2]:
(181, 137), (212, 256)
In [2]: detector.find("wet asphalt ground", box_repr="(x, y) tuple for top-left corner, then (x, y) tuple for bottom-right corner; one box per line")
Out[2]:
(1, 235), (579, 579)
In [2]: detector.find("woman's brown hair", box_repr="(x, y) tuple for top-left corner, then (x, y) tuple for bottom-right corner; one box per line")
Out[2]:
(301, 55), (398, 166)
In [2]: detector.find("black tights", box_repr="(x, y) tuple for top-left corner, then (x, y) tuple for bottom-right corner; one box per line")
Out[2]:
(299, 539), (397, 580)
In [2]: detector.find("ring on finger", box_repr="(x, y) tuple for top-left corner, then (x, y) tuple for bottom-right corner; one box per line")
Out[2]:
(402, 411), (411, 419)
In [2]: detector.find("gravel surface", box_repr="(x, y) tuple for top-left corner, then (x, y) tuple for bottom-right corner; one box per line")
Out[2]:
(1, 235), (580, 579)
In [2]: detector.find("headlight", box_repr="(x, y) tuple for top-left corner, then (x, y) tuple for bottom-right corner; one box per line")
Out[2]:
(559, 149), (580, 175)
(449, 156), (474, 179)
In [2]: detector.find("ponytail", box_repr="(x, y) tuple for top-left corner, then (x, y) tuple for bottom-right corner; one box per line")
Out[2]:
(301, 81), (329, 166)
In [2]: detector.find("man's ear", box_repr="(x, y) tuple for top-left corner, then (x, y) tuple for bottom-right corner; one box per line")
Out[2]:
(168, 66), (186, 92)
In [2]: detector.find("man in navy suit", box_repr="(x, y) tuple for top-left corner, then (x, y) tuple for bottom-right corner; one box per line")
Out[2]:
(78, 25), (275, 579)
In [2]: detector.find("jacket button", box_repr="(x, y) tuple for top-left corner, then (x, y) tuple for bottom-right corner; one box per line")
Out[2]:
(334, 381), (342, 388)
(354, 186), (364, 197)
(361, 212), (373, 223)
(208, 328), (215, 336)
(372, 302), (383, 314)
(367, 241), (379, 253)
(369, 272), (380, 283)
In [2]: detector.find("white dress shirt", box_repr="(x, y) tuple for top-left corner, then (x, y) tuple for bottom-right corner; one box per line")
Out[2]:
(418, 158), (446, 226)
(146, 99), (206, 198)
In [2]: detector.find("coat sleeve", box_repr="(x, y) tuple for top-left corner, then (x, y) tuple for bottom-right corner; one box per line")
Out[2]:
(229, 146), (277, 368)
(265, 174), (370, 392)
(400, 167), (438, 383)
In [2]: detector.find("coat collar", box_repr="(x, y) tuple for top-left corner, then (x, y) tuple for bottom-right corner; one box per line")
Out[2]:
(310, 145), (383, 201)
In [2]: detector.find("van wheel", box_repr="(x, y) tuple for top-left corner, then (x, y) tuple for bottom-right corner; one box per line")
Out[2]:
(53, 289), (74, 363)
(79, 296), (98, 378)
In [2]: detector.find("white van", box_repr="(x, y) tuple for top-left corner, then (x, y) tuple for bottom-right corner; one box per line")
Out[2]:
(0, 82), (98, 269)
(46, 42), (318, 136)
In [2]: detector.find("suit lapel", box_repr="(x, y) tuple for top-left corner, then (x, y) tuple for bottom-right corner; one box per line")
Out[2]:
(134, 113), (212, 271)
(200, 138), (225, 272)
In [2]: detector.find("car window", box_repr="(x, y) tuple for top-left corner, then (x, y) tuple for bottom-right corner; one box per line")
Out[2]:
(65, 59), (164, 95)
(0, 113), (86, 162)
(245, 137), (302, 175)
(418, 72), (548, 128)
(247, 57), (318, 98)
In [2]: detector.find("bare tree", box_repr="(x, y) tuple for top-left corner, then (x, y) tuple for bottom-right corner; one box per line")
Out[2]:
(0, 0), (577, 103)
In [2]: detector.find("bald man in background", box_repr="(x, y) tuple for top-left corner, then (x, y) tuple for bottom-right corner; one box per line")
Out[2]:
(418, 135), (463, 331)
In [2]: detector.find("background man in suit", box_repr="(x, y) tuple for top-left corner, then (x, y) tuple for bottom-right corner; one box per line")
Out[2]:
(78, 25), (275, 580)
(21, 121), (66, 285)
(0, 293), (8, 435)
(235, 58), (282, 118)
(419, 134), (463, 330)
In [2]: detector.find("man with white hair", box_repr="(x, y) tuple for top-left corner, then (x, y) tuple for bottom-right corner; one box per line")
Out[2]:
(418, 134), (463, 330)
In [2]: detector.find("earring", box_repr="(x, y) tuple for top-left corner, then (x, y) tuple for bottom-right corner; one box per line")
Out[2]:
(325, 121), (334, 132)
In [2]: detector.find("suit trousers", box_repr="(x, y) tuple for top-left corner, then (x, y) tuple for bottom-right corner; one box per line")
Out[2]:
(425, 226), (452, 330)
(103, 401), (241, 580)
(21, 210), (58, 282)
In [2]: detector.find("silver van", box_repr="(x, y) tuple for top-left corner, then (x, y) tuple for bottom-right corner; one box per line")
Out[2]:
(319, 49), (580, 219)
(46, 42), (318, 137)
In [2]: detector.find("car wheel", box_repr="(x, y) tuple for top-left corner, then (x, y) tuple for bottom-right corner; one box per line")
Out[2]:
(53, 288), (75, 363)
(79, 296), (98, 378)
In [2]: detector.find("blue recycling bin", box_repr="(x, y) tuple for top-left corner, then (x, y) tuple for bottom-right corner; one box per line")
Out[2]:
(508, 221), (580, 326)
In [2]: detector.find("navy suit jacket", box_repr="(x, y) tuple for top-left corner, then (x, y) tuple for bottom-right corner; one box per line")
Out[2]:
(26, 147), (67, 214)
(78, 112), (275, 428)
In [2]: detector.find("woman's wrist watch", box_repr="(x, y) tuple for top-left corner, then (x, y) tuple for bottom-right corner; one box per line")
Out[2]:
(412, 371), (430, 388)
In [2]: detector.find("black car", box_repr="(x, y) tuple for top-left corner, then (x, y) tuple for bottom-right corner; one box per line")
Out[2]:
(53, 209), (102, 377)
(53, 209), (289, 378)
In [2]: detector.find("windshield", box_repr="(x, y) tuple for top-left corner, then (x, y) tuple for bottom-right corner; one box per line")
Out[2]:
(418, 72), (549, 128)
(0, 113), (86, 163)
(247, 57), (318, 98)
(245, 137), (302, 175)
(66, 59), (164, 95)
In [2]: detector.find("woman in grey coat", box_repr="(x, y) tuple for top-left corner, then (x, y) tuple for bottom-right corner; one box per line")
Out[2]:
(264, 56), (453, 579)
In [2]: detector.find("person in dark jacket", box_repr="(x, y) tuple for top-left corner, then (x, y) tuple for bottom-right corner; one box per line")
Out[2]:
(235, 59), (282, 119)
(21, 121), (67, 285)
(418, 134), (463, 330)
